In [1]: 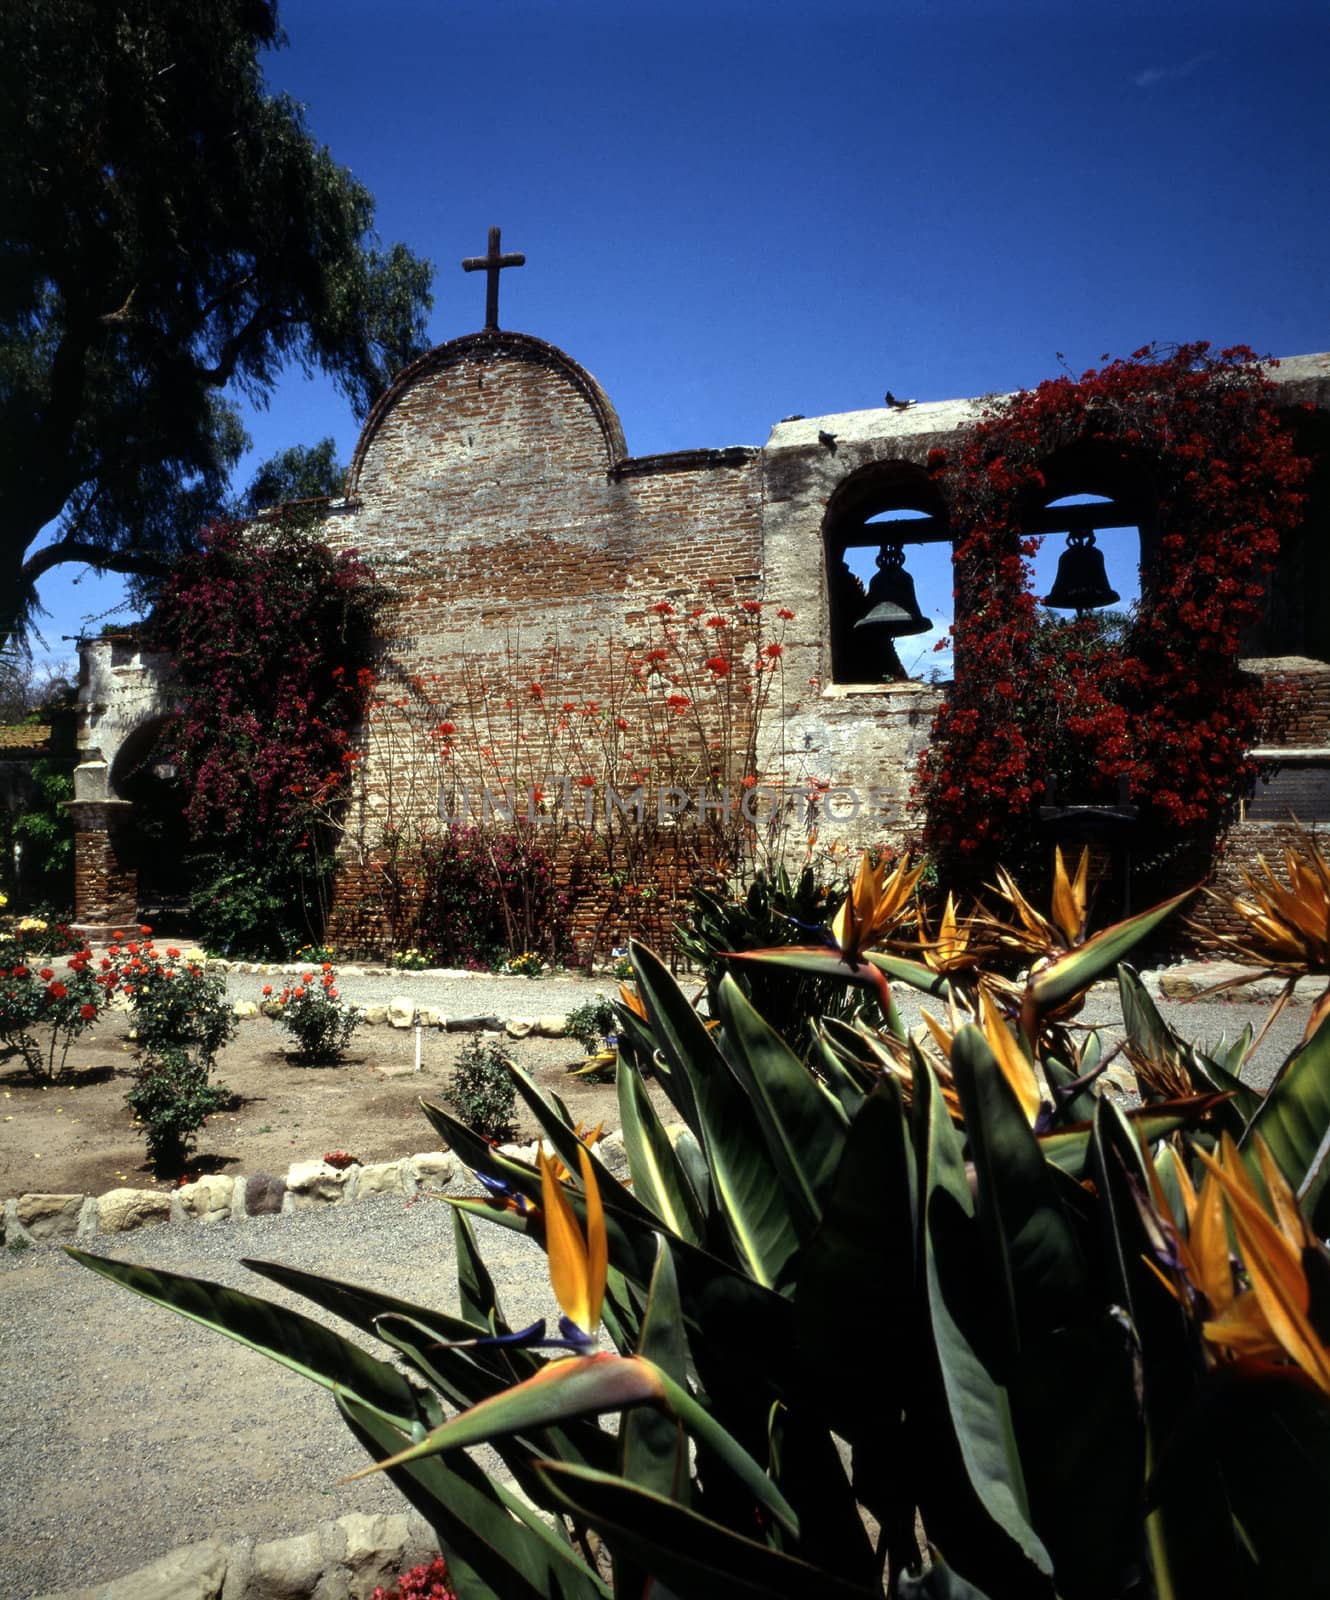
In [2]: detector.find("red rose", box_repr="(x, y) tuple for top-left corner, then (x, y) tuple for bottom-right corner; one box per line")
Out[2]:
(47, 981), (68, 999)
(79, 1003), (96, 1020)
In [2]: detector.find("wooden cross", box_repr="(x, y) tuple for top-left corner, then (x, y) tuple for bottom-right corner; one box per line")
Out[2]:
(462, 226), (525, 330)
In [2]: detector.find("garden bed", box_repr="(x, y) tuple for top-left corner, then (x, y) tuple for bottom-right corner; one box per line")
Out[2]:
(0, 1012), (624, 1200)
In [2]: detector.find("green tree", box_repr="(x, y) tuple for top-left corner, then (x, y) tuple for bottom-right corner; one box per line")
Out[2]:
(241, 438), (346, 518)
(0, 0), (433, 647)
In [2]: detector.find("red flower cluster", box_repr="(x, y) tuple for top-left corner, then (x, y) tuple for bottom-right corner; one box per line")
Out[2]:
(917, 343), (1308, 873)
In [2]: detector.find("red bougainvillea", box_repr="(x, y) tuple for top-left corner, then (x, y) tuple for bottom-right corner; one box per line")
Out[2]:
(917, 343), (1309, 875)
(149, 517), (387, 840)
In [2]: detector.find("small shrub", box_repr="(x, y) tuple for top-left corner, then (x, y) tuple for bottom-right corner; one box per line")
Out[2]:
(273, 968), (361, 1062)
(109, 935), (237, 1175)
(0, 929), (109, 1082)
(564, 992), (616, 1052)
(506, 949), (544, 978)
(323, 1149), (359, 1169)
(120, 940), (237, 1070)
(371, 1555), (456, 1600)
(126, 1047), (232, 1175)
(448, 1035), (517, 1139)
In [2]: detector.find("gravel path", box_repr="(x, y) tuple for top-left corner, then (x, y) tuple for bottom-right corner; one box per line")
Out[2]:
(0, 964), (1317, 1598)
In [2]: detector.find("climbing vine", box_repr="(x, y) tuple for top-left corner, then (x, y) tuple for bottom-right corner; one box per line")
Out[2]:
(918, 343), (1309, 881)
(148, 516), (388, 954)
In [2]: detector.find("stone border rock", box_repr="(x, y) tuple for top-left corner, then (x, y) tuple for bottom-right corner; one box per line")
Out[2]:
(1, 1132), (631, 1250)
(32, 1508), (439, 1600)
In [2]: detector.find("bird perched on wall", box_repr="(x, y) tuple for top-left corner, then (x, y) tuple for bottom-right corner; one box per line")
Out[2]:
(818, 429), (838, 452)
(778, 413), (806, 423)
(884, 391), (915, 410)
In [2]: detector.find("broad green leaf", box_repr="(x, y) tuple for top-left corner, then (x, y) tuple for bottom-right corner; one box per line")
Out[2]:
(339, 1392), (611, 1600)
(631, 941), (799, 1290)
(913, 1063), (1053, 1580)
(950, 1025), (1087, 1359)
(616, 1053), (705, 1243)
(536, 1462), (867, 1600)
(897, 1554), (996, 1599)
(342, 1353), (668, 1480)
(628, 940), (704, 1129)
(501, 1054), (661, 1227)
(795, 1079), (915, 1437)
(767, 1406), (878, 1588)
(65, 1249), (435, 1431)
(1039, 1100), (1221, 1178)
(806, 1023), (873, 1117)
(1027, 888), (1194, 1018)
(714, 972), (849, 1231)
(418, 1097), (546, 1204)
(1243, 1010), (1330, 1227)
(623, 1238), (690, 1503)
(728, 944), (951, 999)
(453, 1204), (508, 1331)
(347, 1348), (798, 1539)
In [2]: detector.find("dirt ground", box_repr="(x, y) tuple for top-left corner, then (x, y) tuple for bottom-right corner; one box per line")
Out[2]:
(0, 1014), (624, 1198)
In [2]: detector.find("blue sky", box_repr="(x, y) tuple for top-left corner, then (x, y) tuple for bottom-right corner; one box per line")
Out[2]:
(29, 0), (1330, 671)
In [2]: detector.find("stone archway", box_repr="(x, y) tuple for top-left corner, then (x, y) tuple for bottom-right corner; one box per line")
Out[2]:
(69, 637), (180, 940)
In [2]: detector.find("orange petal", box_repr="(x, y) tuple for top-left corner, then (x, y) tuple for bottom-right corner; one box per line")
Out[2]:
(979, 987), (1042, 1124)
(539, 1147), (593, 1332)
(1196, 1137), (1330, 1393)
(1190, 1167), (1234, 1316)
(578, 1145), (608, 1332)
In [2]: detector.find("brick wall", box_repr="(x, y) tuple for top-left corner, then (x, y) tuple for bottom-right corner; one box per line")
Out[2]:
(322, 331), (763, 958)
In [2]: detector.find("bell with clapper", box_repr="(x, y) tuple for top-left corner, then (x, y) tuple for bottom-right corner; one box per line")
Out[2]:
(854, 543), (930, 638)
(1041, 530), (1120, 615)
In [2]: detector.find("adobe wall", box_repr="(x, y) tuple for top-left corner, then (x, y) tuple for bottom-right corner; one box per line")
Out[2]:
(325, 331), (764, 951)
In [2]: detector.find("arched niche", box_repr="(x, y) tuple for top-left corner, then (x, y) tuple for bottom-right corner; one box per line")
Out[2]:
(1016, 440), (1158, 618)
(107, 716), (192, 930)
(822, 462), (950, 684)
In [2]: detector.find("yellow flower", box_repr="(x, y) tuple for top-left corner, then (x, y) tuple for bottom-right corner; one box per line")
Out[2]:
(539, 1144), (608, 1340)
(1150, 1132), (1330, 1394)
(830, 852), (925, 961)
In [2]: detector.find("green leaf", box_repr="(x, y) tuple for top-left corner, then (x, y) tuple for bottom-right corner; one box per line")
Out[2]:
(950, 1025), (1088, 1358)
(714, 972), (849, 1232)
(795, 1080), (915, 1435)
(616, 1054), (705, 1244)
(535, 1462), (869, 1600)
(912, 1063), (1053, 1581)
(623, 1238), (690, 1504)
(897, 1553), (996, 1599)
(728, 944), (951, 999)
(806, 1023), (873, 1117)
(453, 1204), (508, 1331)
(338, 1393), (611, 1600)
(1027, 888), (1194, 1018)
(1243, 1010), (1330, 1225)
(65, 1248), (433, 1431)
(342, 1354), (669, 1481)
(1039, 1102), (1215, 1178)
(631, 941), (799, 1290)
(499, 1053), (661, 1228)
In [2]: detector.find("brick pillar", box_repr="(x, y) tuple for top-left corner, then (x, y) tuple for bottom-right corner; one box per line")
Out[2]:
(68, 799), (137, 941)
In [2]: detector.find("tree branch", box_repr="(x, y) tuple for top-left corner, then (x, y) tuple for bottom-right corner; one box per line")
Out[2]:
(21, 538), (171, 588)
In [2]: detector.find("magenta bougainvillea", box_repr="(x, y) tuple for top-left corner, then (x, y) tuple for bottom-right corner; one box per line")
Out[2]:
(147, 516), (387, 954)
(917, 343), (1309, 875)
(149, 517), (386, 839)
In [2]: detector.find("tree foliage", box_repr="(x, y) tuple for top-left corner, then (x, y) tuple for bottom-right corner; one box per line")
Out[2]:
(0, 0), (432, 645)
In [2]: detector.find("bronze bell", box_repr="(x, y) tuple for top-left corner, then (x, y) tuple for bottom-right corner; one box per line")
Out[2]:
(1042, 530), (1120, 612)
(853, 544), (930, 638)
